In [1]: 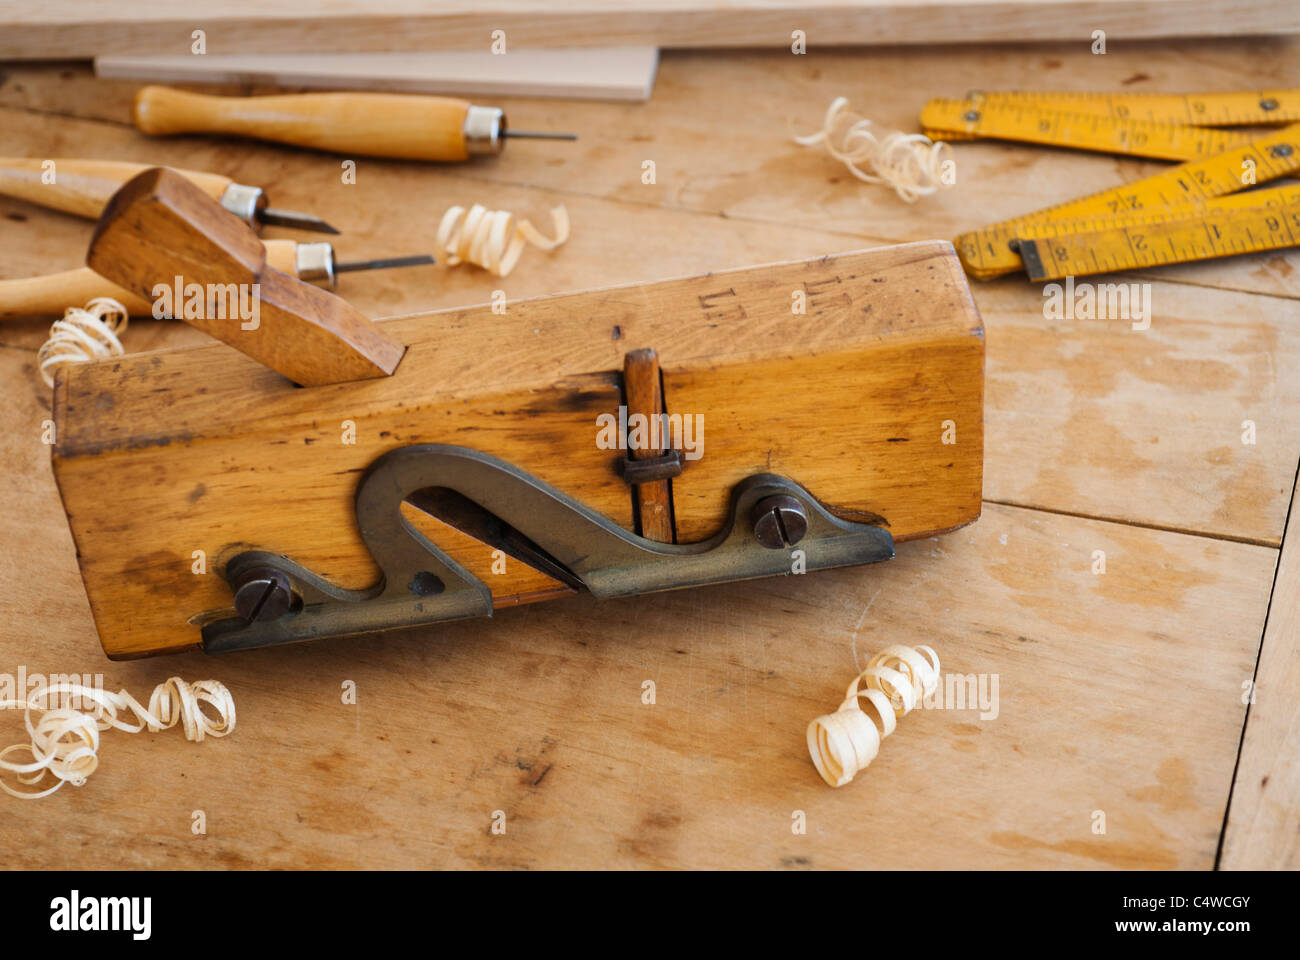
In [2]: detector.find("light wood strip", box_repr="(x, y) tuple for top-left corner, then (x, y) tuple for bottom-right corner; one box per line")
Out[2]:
(94, 48), (661, 102)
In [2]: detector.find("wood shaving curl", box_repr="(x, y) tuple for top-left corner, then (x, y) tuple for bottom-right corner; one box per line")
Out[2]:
(795, 97), (953, 202)
(435, 203), (570, 277)
(0, 678), (235, 799)
(807, 644), (939, 787)
(36, 297), (129, 388)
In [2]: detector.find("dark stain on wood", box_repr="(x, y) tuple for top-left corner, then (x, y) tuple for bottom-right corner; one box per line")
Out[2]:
(826, 504), (889, 527)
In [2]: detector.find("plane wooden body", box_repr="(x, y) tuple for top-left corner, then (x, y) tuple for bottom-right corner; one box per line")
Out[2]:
(53, 234), (984, 658)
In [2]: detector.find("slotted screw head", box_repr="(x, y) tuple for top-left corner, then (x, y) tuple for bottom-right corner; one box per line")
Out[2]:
(232, 566), (294, 622)
(751, 495), (809, 549)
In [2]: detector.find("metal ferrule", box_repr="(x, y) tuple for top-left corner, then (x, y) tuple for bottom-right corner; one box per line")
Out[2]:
(293, 242), (337, 289)
(462, 105), (506, 156)
(218, 182), (266, 230)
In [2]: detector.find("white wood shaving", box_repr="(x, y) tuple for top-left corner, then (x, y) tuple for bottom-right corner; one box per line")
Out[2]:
(0, 678), (235, 799)
(795, 97), (953, 203)
(36, 297), (130, 388)
(807, 644), (940, 787)
(435, 203), (570, 277)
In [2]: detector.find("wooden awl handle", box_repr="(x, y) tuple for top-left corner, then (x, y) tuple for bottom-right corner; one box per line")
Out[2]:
(133, 86), (493, 162)
(0, 157), (232, 220)
(86, 168), (404, 386)
(0, 240), (298, 318)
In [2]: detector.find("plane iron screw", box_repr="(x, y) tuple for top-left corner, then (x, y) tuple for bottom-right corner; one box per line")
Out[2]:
(751, 495), (809, 549)
(232, 566), (295, 622)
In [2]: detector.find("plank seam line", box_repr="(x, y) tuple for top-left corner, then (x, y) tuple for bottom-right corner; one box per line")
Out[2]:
(440, 168), (912, 247)
(1212, 452), (1300, 869)
(1130, 271), (1300, 304)
(982, 497), (1281, 548)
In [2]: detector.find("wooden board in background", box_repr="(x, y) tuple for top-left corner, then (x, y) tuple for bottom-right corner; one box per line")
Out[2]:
(1, 1), (1295, 58)
(95, 48), (660, 102)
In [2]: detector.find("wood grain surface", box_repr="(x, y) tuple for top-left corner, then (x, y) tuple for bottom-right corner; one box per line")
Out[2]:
(0, 39), (1296, 867)
(4, 1), (1295, 59)
(1219, 476), (1300, 870)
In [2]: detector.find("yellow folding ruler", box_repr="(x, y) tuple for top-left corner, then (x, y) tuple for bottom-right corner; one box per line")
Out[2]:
(933, 89), (1300, 128)
(921, 90), (1300, 280)
(921, 98), (1260, 160)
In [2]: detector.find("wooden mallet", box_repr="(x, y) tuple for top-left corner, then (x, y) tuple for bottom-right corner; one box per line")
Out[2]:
(86, 167), (405, 386)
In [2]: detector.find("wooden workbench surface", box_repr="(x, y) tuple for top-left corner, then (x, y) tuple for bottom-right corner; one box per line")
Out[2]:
(0, 37), (1295, 869)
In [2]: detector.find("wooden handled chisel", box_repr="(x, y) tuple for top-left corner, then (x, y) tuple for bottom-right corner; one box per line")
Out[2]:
(0, 241), (434, 318)
(0, 157), (339, 233)
(132, 86), (577, 162)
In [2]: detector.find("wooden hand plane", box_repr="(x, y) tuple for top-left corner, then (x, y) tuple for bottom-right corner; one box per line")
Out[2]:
(52, 170), (984, 659)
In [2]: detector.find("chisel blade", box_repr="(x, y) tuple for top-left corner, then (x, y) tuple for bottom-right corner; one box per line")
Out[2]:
(503, 129), (579, 141)
(258, 207), (341, 235)
(335, 254), (437, 274)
